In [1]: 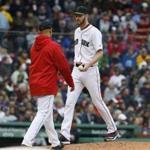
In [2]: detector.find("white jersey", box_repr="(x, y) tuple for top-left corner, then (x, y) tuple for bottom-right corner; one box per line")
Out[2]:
(74, 24), (103, 65)
(61, 25), (117, 140)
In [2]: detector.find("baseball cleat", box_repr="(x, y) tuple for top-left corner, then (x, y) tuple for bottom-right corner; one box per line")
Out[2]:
(104, 130), (120, 142)
(51, 143), (63, 150)
(21, 140), (32, 147)
(59, 134), (70, 145)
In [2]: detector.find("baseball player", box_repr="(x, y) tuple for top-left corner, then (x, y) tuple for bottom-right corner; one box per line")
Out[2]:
(22, 20), (74, 150)
(59, 6), (120, 144)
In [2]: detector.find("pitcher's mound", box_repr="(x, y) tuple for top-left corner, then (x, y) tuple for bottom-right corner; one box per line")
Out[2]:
(0, 142), (149, 150)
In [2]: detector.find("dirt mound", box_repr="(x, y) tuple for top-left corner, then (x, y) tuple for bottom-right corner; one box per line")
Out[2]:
(65, 142), (150, 150)
(0, 142), (149, 150)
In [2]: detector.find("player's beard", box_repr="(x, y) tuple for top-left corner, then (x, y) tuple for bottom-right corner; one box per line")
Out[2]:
(77, 16), (86, 27)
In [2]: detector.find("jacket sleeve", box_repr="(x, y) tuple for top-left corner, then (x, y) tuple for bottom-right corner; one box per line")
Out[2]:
(52, 43), (74, 88)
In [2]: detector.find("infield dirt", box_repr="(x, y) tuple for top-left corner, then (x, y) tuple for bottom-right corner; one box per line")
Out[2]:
(0, 142), (149, 150)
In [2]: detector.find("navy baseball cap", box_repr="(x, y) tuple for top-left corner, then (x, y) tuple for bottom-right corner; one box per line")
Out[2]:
(39, 20), (52, 31)
(74, 6), (88, 15)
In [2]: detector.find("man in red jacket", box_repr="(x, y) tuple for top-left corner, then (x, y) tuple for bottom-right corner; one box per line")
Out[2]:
(22, 20), (74, 150)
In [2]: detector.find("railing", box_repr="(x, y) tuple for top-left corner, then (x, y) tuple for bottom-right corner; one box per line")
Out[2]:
(0, 122), (145, 143)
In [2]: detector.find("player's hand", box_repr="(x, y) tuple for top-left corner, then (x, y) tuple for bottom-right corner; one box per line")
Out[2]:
(79, 63), (91, 72)
(83, 64), (91, 71)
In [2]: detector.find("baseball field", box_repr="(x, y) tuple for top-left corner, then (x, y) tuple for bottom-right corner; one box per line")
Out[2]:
(0, 142), (150, 150)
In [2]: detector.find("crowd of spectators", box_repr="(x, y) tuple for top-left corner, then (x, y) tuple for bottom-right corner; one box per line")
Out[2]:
(0, 0), (150, 138)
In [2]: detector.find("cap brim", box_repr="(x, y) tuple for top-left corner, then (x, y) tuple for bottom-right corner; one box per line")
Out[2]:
(73, 12), (85, 15)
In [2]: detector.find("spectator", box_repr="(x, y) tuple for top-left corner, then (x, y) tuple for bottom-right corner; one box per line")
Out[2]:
(113, 109), (128, 125)
(13, 11), (25, 30)
(89, 7), (99, 26)
(132, 86), (143, 107)
(79, 103), (100, 124)
(25, 12), (39, 29)
(9, 0), (25, 16)
(0, 55), (12, 79)
(0, 6), (13, 24)
(96, 12), (111, 33)
(103, 82), (119, 104)
(0, 11), (10, 30)
(108, 67), (126, 89)
(120, 87), (135, 108)
(64, 0), (76, 13)
(122, 45), (137, 71)
(11, 63), (28, 85)
(138, 69), (150, 88)
(26, 27), (38, 50)
(140, 82), (150, 105)
(37, 4), (51, 22)
(0, 11), (10, 44)
(136, 47), (148, 69)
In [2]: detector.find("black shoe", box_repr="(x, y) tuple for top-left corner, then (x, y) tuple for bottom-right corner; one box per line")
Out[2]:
(51, 143), (63, 150)
(59, 134), (70, 145)
(104, 130), (120, 142)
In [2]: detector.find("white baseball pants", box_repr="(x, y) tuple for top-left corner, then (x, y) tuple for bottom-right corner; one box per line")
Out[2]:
(61, 66), (117, 140)
(22, 95), (60, 147)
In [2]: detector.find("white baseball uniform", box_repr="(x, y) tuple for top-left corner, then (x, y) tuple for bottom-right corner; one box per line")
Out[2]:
(61, 24), (117, 140)
(22, 95), (60, 147)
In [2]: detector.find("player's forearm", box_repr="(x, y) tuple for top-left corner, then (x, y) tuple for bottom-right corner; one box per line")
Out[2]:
(88, 50), (103, 67)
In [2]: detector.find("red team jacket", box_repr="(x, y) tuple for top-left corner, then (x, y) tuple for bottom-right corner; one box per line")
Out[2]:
(29, 34), (74, 96)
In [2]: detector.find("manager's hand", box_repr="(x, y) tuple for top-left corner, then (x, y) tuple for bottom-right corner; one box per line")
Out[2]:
(70, 85), (75, 92)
